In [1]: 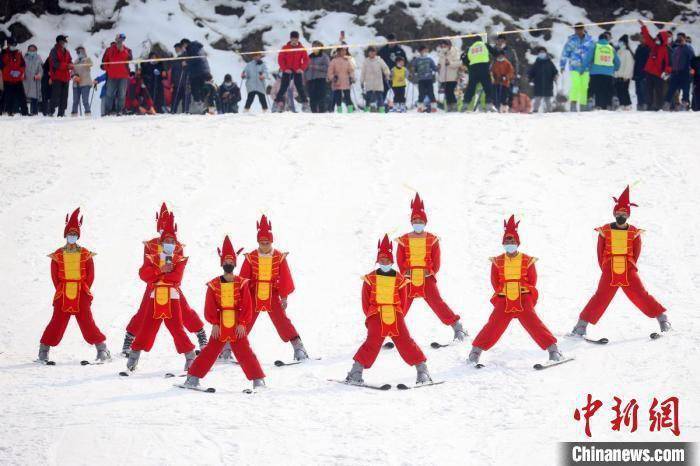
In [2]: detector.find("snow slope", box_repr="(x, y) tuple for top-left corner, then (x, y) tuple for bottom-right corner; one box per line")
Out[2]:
(0, 113), (699, 465)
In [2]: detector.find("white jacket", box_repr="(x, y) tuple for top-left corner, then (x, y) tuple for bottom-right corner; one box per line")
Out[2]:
(360, 56), (390, 91)
(614, 48), (634, 80)
(437, 46), (461, 82)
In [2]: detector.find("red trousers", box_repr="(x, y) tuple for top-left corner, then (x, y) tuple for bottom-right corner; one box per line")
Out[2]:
(406, 276), (460, 325)
(580, 267), (665, 324)
(188, 336), (265, 380)
(130, 300), (195, 354)
(248, 294), (299, 342)
(472, 296), (556, 351)
(353, 313), (426, 368)
(40, 298), (106, 347)
(126, 290), (203, 335)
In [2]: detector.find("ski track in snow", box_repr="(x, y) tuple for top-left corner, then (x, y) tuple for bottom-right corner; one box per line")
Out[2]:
(0, 112), (698, 466)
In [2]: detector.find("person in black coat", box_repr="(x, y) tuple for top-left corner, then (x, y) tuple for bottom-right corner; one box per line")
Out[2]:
(379, 33), (407, 100)
(527, 46), (558, 112)
(218, 74), (241, 113)
(140, 52), (165, 112)
(633, 43), (650, 110)
(180, 38), (210, 103)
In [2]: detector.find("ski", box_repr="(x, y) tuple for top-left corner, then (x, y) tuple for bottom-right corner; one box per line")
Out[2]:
(430, 341), (462, 349)
(118, 371), (132, 377)
(534, 357), (574, 370)
(650, 332), (670, 340)
(164, 372), (186, 378)
(274, 357), (321, 367)
(396, 381), (445, 390)
(81, 359), (111, 366)
(34, 359), (56, 366)
(584, 337), (609, 345)
(382, 342), (395, 350)
(328, 379), (392, 391)
(174, 383), (215, 393)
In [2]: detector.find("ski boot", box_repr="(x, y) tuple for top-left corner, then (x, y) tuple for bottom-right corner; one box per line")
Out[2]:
(657, 313), (672, 333)
(218, 342), (233, 360)
(347, 104), (355, 113)
(121, 332), (134, 357)
(184, 351), (196, 371)
(195, 328), (208, 351)
(96, 342), (111, 363)
(183, 375), (200, 388)
(38, 344), (50, 363)
(451, 321), (467, 342)
(570, 319), (588, 337)
(569, 101), (578, 112)
(345, 361), (364, 385)
(415, 362), (432, 385)
(468, 346), (482, 365)
(291, 337), (309, 361)
(547, 344), (563, 362)
(126, 350), (141, 372)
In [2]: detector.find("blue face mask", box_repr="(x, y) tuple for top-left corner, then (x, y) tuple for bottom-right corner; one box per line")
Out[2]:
(412, 223), (425, 234)
(379, 264), (393, 273)
(162, 243), (176, 255)
(504, 244), (518, 254)
(66, 234), (78, 245)
(537, 52), (547, 60)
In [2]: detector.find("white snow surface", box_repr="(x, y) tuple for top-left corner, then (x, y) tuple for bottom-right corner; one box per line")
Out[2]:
(0, 112), (699, 465)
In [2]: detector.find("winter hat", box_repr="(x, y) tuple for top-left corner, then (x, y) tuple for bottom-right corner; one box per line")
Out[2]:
(502, 215), (520, 245)
(290, 31), (300, 39)
(257, 215), (273, 242)
(612, 186), (637, 216)
(619, 34), (629, 45)
(56, 35), (68, 44)
(410, 193), (427, 223)
(156, 202), (169, 233)
(64, 208), (83, 238)
(376, 234), (394, 263)
(217, 235), (237, 266)
(224, 73), (232, 81)
(160, 211), (178, 241)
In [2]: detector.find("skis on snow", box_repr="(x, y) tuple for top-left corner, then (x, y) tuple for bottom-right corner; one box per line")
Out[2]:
(584, 337), (609, 345)
(81, 359), (112, 366)
(328, 379), (392, 391)
(174, 383), (216, 393)
(533, 357), (574, 370)
(34, 359), (56, 366)
(396, 381), (445, 390)
(274, 357), (321, 367)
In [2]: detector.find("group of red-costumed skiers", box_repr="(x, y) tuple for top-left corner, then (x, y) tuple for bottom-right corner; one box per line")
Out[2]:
(37, 186), (670, 392)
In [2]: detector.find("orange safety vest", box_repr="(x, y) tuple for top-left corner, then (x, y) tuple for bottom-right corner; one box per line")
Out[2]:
(363, 272), (409, 337)
(397, 233), (438, 298)
(491, 253), (536, 313)
(246, 250), (286, 312)
(50, 247), (93, 313)
(207, 276), (244, 342)
(596, 224), (640, 287)
(147, 253), (186, 319)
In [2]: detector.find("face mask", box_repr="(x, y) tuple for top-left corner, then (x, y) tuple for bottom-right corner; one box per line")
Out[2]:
(615, 215), (628, 225)
(162, 243), (176, 255)
(512, 86), (519, 93)
(222, 264), (235, 274)
(379, 264), (393, 273)
(538, 52), (547, 60)
(66, 234), (79, 244)
(9, 46), (17, 51)
(503, 244), (518, 254)
(27, 51), (36, 57)
(496, 57), (505, 62)
(618, 41), (625, 49)
(412, 223), (426, 233)
(78, 52), (86, 58)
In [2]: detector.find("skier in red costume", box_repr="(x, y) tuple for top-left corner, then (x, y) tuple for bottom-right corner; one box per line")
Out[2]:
(570, 186), (670, 337)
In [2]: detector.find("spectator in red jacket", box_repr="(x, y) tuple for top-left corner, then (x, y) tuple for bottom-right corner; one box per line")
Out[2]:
(125, 70), (156, 115)
(638, 20), (671, 111)
(48, 35), (73, 117)
(274, 31), (309, 111)
(101, 33), (133, 115)
(0, 37), (28, 115)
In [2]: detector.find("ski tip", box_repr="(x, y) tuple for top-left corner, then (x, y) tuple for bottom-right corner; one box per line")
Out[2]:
(430, 342), (441, 349)
(396, 383), (409, 390)
(195, 350), (201, 356)
(598, 337), (609, 344)
(475, 363), (485, 369)
(383, 342), (395, 349)
(206, 388), (216, 393)
(274, 360), (285, 367)
(47, 361), (56, 366)
(533, 364), (544, 370)
(242, 388), (254, 394)
(379, 384), (392, 390)
(80, 360), (90, 366)
(650, 332), (661, 340)
(118, 371), (130, 377)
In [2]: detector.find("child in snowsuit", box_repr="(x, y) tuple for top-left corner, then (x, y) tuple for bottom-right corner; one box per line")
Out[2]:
(410, 45), (437, 111)
(219, 74), (241, 113)
(327, 46), (355, 112)
(491, 49), (515, 112)
(528, 47), (558, 113)
(242, 53), (269, 111)
(360, 46), (390, 112)
(390, 56), (408, 112)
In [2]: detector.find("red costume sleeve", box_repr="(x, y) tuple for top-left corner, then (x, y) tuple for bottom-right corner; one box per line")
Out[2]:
(85, 255), (95, 288)
(361, 280), (372, 317)
(239, 283), (253, 326)
(396, 242), (408, 275)
(142, 243), (150, 258)
(51, 259), (60, 289)
(239, 257), (252, 280)
(139, 257), (162, 284)
(277, 257), (295, 297)
(203, 286), (219, 325)
(163, 258), (186, 285)
(490, 262), (500, 293)
(597, 234), (605, 268)
(431, 239), (441, 275)
(633, 234), (642, 262)
(527, 262), (538, 287)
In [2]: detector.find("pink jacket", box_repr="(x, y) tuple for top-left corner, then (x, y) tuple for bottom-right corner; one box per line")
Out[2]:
(327, 56), (355, 90)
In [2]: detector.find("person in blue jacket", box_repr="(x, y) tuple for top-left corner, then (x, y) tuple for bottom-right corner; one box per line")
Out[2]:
(665, 32), (695, 110)
(584, 33), (620, 110)
(560, 23), (594, 111)
(93, 72), (109, 116)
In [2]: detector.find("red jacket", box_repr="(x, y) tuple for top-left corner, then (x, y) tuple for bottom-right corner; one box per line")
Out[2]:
(102, 44), (133, 79)
(203, 277), (253, 326)
(49, 46), (72, 83)
(0, 49), (25, 83)
(277, 42), (309, 72)
(641, 26), (671, 77)
(125, 76), (154, 112)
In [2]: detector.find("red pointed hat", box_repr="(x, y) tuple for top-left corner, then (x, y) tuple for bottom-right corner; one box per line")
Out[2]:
(217, 235), (237, 265)
(376, 234), (394, 262)
(410, 193), (427, 223)
(502, 215), (520, 245)
(160, 211), (178, 241)
(612, 185), (638, 215)
(156, 202), (169, 232)
(64, 207), (83, 237)
(257, 214), (273, 242)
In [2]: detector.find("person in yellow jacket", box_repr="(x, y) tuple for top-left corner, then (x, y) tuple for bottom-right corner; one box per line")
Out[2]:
(461, 36), (497, 112)
(390, 56), (408, 112)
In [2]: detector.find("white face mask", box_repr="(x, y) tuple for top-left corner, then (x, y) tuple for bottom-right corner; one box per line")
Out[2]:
(412, 223), (426, 233)
(378, 264), (393, 273)
(504, 244), (518, 254)
(66, 234), (79, 244)
(162, 243), (176, 255)
(538, 52), (547, 60)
